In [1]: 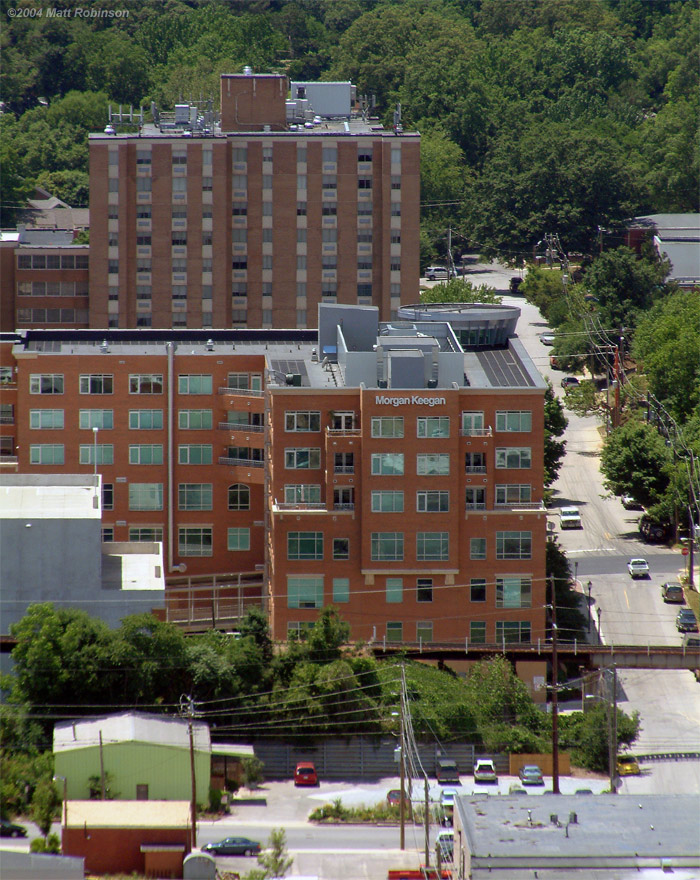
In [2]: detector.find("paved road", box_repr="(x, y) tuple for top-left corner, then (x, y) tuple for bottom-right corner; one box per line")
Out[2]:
(505, 289), (700, 795)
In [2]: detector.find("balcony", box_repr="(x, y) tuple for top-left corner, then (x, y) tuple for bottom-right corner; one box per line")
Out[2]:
(218, 456), (263, 468)
(333, 503), (355, 512)
(218, 422), (264, 432)
(465, 502), (487, 510)
(334, 465), (354, 475)
(494, 501), (546, 511)
(273, 501), (325, 512)
(218, 386), (264, 397)
(327, 427), (361, 437)
(465, 465), (487, 474)
(460, 427), (493, 437)
(0, 415), (14, 425)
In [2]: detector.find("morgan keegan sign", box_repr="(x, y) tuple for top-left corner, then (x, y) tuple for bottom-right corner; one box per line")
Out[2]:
(375, 395), (447, 407)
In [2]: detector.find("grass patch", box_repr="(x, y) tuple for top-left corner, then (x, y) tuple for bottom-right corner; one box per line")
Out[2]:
(309, 796), (443, 825)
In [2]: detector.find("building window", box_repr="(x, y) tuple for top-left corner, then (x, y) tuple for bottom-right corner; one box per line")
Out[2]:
(496, 621), (531, 644)
(465, 487), (486, 509)
(284, 484), (320, 504)
(334, 452), (353, 473)
(29, 444), (64, 464)
(496, 410), (532, 432)
(29, 409), (64, 429)
(297, 201), (307, 216)
(129, 374), (163, 394)
(496, 577), (532, 608)
(416, 453), (449, 475)
(371, 453), (404, 475)
(288, 531), (323, 560)
(391, 175), (401, 189)
(470, 621), (486, 644)
(470, 538), (487, 560)
(178, 483), (213, 510)
(333, 578), (350, 603)
(371, 532), (404, 561)
(227, 372), (261, 391)
(79, 410), (113, 430)
(102, 527), (114, 542)
(416, 578), (433, 602)
(461, 411), (485, 434)
(470, 578), (487, 602)
(386, 578), (403, 603)
(228, 527), (250, 551)
(333, 538), (349, 560)
(178, 374), (213, 395)
(79, 444), (114, 465)
(416, 621), (433, 642)
(495, 484), (532, 506)
(102, 483), (114, 510)
(228, 483), (250, 510)
(129, 527), (163, 542)
(287, 576), (323, 609)
(330, 411), (355, 430)
(178, 527), (213, 557)
(179, 409), (213, 430)
(178, 444), (213, 465)
(386, 621), (403, 643)
(371, 417), (404, 438)
(129, 409), (163, 430)
(416, 491), (448, 512)
(129, 483), (163, 511)
(285, 411), (321, 432)
(496, 448), (532, 469)
(285, 448), (321, 469)
(30, 374), (63, 395)
(129, 444), (163, 465)
(358, 177), (372, 189)
(322, 202), (337, 216)
(417, 417), (449, 438)
(371, 491), (404, 513)
(416, 532), (448, 561)
(496, 531), (532, 559)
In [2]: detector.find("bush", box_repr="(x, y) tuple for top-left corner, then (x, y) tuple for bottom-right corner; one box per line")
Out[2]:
(208, 786), (222, 812)
(242, 755), (265, 790)
(30, 833), (60, 854)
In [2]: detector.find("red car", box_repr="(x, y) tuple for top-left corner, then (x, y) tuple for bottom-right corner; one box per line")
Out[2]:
(294, 761), (318, 786)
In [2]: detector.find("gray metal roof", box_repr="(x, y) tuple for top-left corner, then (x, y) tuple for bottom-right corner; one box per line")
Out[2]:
(53, 711), (210, 753)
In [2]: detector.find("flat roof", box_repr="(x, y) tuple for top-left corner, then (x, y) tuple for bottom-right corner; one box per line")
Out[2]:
(90, 123), (419, 140)
(54, 711), (210, 753)
(65, 799), (190, 828)
(0, 475), (101, 520)
(457, 794), (700, 865)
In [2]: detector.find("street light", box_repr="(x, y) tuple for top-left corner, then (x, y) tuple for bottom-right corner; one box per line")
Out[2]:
(596, 606), (602, 643)
(587, 581), (593, 634)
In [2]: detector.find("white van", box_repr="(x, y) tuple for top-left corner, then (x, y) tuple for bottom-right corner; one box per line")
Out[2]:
(560, 507), (582, 529)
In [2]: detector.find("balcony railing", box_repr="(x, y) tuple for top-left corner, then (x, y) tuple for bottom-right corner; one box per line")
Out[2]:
(494, 501), (546, 511)
(218, 387), (265, 397)
(460, 427), (493, 437)
(465, 502), (487, 510)
(0, 415), (14, 425)
(334, 466), (355, 474)
(333, 502), (355, 511)
(218, 456), (264, 468)
(274, 501), (325, 511)
(0, 455), (18, 464)
(218, 422), (264, 432)
(327, 427), (361, 437)
(465, 465), (487, 474)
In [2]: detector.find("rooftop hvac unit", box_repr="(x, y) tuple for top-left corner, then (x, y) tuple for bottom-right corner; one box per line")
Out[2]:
(285, 373), (302, 386)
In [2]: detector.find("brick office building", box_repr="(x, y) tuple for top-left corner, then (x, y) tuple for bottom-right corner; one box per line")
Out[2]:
(3, 303), (548, 654)
(88, 72), (420, 330)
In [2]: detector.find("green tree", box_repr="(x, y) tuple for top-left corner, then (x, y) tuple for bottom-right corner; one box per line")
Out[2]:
(31, 778), (60, 839)
(600, 418), (671, 506)
(239, 607), (274, 665)
(306, 607), (350, 663)
(241, 755), (265, 791)
(546, 540), (587, 642)
(420, 278), (500, 304)
(559, 702), (639, 772)
(632, 289), (700, 425)
(245, 827), (293, 879)
(544, 384), (568, 487)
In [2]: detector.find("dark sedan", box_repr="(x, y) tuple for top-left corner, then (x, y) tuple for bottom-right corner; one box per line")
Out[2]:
(676, 609), (699, 633)
(202, 837), (261, 856)
(0, 818), (27, 838)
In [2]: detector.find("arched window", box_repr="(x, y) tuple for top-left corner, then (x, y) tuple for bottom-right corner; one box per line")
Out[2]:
(228, 483), (250, 510)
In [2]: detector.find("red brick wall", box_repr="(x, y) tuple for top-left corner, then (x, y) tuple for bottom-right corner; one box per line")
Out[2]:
(62, 826), (189, 876)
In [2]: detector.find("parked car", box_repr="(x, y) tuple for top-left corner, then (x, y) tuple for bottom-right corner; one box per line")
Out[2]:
(435, 829), (454, 861)
(616, 754), (640, 776)
(518, 764), (544, 785)
(424, 265), (449, 281)
(508, 783), (528, 795)
(540, 332), (555, 345)
(676, 608), (699, 633)
(681, 633), (700, 648)
(202, 837), (261, 856)
(473, 759), (497, 783)
(560, 507), (582, 529)
(387, 789), (402, 807)
(661, 583), (685, 604)
(439, 788), (457, 824)
(561, 376), (580, 389)
(549, 354), (561, 369)
(621, 494), (643, 510)
(509, 277), (523, 294)
(0, 818), (27, 838)
(436, 758), (460, 784)
(639, 515), (670, 543)
(294, 761), (318, 786)
(627, 558), (650, 579)
(574, 788), (594, 795)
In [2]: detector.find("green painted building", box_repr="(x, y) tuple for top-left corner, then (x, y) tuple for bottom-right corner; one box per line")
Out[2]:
(53, 712), (211, 803)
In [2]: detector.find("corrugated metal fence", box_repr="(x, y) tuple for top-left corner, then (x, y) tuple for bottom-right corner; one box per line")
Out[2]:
(250, 738), (508, 779)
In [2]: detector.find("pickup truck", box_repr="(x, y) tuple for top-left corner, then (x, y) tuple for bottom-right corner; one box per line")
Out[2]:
(627, 558), (650, 579)
(560, 507), (582, 529)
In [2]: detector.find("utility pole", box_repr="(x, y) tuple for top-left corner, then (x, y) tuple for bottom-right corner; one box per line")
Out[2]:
(609, 667), (618, 795)
(689, 457), (696, 588)
(549, 575), (560, 794)
(399, 666), (406, 851)
(99, 731), (106, 799)
(424, 775), (430, 867)
(181, 695), (198, 848)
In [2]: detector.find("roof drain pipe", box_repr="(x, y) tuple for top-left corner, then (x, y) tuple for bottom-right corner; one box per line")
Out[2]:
(167, 341), (175, 573)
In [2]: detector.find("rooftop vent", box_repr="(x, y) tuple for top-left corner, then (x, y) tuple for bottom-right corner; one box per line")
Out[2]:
(243, 66), (253, 76)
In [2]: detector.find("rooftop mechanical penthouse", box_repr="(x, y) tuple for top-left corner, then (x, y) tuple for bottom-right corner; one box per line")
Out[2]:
(2, 302), (548, 659)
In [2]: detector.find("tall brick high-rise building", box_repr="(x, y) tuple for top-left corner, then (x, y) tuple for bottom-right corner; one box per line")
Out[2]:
(88, 73), (420, 330)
